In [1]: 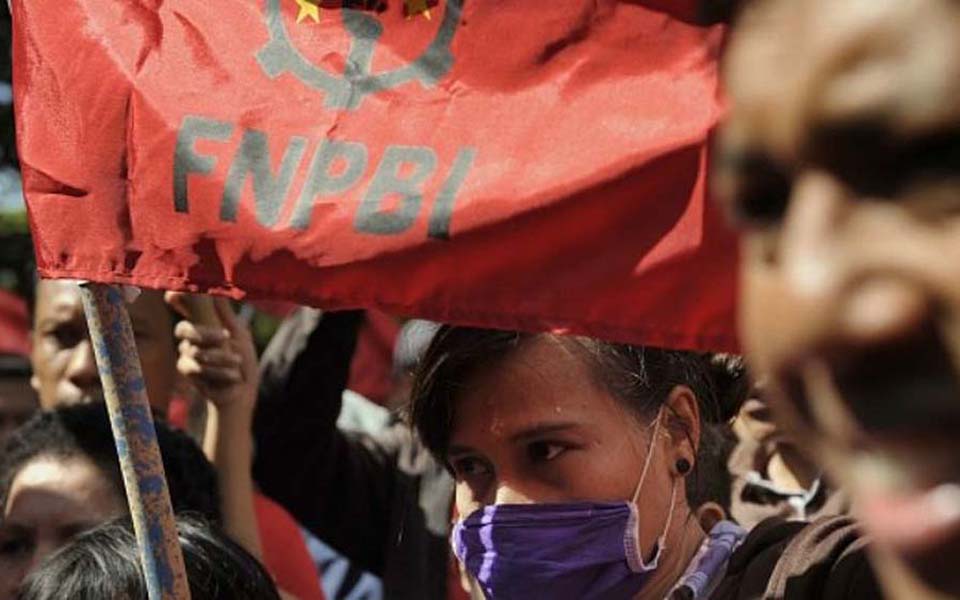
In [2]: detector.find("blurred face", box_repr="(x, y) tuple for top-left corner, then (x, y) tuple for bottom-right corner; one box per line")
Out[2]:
(733, 397), (779, 448)
(719, 0), (960, 594)
(30, 281), (176, 413)
(0, 456), (125, 599)
(0, 378), (36, 449)
(446, 336), (686, 562)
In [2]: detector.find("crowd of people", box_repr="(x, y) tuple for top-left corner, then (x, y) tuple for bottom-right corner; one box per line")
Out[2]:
(2, 0), (960, 598)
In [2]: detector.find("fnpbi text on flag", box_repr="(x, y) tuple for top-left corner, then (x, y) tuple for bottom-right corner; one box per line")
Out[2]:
(13, 0), (736, 350)
(173, 115), (476, 240)
(174, 0), (473, 241)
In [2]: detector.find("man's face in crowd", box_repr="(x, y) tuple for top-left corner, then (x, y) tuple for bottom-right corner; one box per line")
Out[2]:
(718, 0), (960, 596)
(29, 281), (177, 413)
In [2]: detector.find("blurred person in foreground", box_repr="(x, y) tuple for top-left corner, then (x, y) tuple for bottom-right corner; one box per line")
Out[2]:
(19, 516), (280, 600)
(717, 0), (960, 597)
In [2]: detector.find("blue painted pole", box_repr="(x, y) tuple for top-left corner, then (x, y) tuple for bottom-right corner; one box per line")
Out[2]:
(79, 283), (191, 600)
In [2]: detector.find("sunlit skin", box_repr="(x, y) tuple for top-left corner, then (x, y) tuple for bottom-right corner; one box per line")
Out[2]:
(0, 457), (126, 600)
(719, 0), (960, 597)
(446, 336), (705, 600)
(732, 397), (819, 494)
(30, 281), (177, 413)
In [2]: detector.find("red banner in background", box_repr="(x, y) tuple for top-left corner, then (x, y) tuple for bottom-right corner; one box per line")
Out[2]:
(13, 0), (737, 352)
(0, 289), (29, 357)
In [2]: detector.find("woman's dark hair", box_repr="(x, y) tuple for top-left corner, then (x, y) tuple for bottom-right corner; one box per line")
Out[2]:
(409, 327), (749, 460)
(0, 402), (220, 523)
(682, 354), (748, 511)
(685, 422), (738, 512)
(18, 516), (281, 600)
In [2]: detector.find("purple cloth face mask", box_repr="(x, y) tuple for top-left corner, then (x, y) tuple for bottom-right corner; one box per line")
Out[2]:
(452, 415), (677, 600)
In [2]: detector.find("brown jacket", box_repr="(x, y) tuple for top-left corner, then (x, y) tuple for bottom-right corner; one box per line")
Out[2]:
(711, 516), (882, 599)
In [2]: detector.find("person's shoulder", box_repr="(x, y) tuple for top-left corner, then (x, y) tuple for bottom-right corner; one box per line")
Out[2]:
(736, 516), (807, 560)
(713, 516), (882, 600)
(711, 517), (804, 599)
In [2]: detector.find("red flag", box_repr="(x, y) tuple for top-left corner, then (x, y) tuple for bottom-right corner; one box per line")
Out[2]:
(12, 0), (737, 351)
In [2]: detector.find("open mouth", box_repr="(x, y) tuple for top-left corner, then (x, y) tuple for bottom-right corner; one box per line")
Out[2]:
(854, 458), (960, 596)
(782, 320), (960, 580)
(830, 320), (960, 437)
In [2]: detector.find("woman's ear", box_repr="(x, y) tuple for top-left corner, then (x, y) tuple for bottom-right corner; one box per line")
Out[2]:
(664, 385), (701, 471)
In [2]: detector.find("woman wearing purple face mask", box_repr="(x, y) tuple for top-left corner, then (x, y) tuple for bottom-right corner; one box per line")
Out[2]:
(409, 328), (884, 600)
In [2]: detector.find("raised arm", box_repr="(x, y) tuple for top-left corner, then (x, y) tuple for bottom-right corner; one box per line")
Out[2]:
(252, 309), (406, 575)
(169, 294), (263, 560)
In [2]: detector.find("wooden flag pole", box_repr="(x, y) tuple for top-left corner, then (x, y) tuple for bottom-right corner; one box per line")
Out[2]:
(79, 283), (191, 600)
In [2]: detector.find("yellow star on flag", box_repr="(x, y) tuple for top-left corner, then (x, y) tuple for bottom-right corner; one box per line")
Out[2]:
(294, 0), (320, 24)
(405, 0), (432, 20)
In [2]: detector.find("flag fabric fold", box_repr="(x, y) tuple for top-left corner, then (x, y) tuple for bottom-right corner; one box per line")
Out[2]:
(13, 0), (737, 351)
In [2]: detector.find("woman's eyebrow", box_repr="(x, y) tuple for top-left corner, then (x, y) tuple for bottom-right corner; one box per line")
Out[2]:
(446, 444), (477, 459)
(508, 422), (580, 443)
(447, 422), (584, 456)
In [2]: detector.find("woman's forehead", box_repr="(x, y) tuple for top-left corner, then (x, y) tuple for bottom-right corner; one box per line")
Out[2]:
(448, 337), (630, 443)
(10, 456), (100, 494)
(5, 456), (120, 521)
(462, 336), (590, 401)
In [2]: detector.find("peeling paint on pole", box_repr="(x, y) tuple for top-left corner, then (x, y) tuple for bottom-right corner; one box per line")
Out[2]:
(79, 283), (191, 600)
